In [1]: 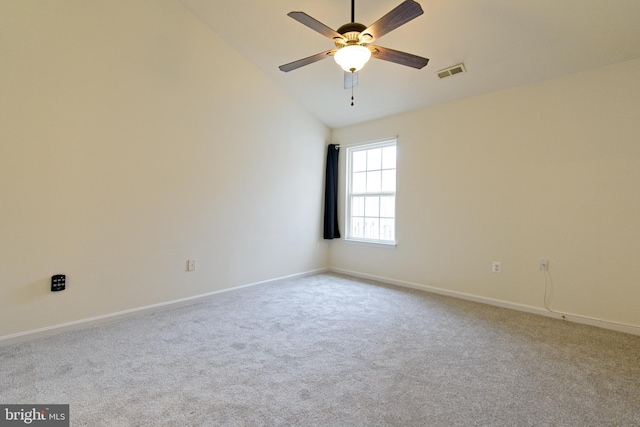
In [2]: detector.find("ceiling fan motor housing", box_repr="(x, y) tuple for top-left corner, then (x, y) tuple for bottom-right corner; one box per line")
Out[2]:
(335, 22), (372, 47)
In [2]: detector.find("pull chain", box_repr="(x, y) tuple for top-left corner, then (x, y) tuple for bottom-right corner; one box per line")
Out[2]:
(351, 85), (354, 107)
(350, 69), (355, 106)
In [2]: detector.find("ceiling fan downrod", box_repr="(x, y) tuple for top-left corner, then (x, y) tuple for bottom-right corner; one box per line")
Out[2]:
(351, 0), (355, 23)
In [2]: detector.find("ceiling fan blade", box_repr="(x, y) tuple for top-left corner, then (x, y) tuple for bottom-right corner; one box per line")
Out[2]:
(344, 71), (359, 89)
(279, 49), (337, 72)
(370, 45), (429, 69)
(361, 0), (424, 43)
(287, 12), (345, 41)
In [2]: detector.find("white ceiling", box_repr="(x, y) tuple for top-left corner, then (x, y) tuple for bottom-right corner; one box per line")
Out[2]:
(178, 0), (640, 129)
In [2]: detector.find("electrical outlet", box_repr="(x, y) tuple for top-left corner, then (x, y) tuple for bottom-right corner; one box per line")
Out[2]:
(539, 259), (549, 271)
(492, 261), (501, 274)
(188, 259), (196, 272)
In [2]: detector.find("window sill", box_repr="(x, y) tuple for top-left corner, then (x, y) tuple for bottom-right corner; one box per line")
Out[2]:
(344, 238), (397, 249)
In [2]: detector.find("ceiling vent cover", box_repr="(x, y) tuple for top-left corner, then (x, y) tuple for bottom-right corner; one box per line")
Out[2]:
(437, 63), (466, 79)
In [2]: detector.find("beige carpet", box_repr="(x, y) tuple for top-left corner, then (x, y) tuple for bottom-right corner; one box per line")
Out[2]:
(1, 273), (639, 426)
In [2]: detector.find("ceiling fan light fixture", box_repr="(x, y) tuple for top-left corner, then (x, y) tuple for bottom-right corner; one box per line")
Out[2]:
(334, 45), (371, 72)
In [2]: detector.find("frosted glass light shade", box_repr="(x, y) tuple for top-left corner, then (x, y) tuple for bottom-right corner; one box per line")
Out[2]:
(334, 45), (372, 72)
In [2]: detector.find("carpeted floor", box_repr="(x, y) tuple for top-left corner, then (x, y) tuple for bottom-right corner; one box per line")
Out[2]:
(1, 273), (639, 426)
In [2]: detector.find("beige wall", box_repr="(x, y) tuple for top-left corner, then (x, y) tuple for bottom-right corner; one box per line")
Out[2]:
(2, 1), (639, 339)
(331, 58), (640, 329)
(0, 0), (329, 337)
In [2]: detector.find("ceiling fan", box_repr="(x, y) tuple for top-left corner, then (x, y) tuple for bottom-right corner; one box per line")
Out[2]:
(279, 0), (429, 87)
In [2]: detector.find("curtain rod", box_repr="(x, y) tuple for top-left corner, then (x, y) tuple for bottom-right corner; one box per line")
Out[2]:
(332, 136), (399, 149)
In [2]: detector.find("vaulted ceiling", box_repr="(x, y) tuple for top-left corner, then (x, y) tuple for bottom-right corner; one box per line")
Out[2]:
(179, 0), (640, 128)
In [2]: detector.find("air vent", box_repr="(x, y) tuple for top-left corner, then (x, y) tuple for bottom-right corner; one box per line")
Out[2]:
(437, 63), (466, 79)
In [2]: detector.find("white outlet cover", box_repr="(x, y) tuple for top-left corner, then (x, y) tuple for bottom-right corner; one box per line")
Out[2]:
(492, 262), (502, 274)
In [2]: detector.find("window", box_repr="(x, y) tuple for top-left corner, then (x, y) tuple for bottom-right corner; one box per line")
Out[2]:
(346, 140), (396, 245)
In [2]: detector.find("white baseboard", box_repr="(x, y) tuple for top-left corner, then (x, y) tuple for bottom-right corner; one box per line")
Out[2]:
(0, 267), (330, 347)
(330, 267), (640, 337)
(4, 266), (637, 346)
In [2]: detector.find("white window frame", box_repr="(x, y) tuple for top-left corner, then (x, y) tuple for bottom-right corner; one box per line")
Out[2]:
(345, 139), (397, 246)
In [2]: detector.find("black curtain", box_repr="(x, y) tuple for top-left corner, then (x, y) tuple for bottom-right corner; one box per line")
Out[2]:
(323, 144), (340, 239)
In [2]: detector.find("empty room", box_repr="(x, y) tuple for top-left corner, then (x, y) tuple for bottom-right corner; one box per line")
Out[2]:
(1, 0), (639, 425)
